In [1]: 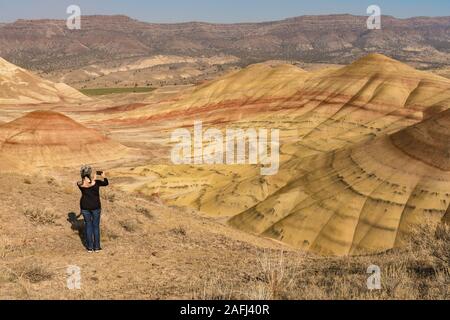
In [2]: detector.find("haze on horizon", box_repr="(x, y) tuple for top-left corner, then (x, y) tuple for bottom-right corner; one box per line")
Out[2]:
(0, 0), (450, 23)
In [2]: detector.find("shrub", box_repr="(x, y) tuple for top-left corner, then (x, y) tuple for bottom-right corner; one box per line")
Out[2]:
(101, 190), (116, 203)
(136, 205), (153, 219)
(119, 220), (138, 233)
(11, 260), (54, 284)
(169, 226), (187, 237)
(23, 208), (57, 225)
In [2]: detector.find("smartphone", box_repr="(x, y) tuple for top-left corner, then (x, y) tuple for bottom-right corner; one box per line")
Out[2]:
(96, 171), (103, 175)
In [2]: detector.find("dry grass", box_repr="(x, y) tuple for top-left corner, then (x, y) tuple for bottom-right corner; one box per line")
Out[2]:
(119, 220), (139, 233)
(192, 221), (449, 300)
(169, 226), (187, 237)
(136, 205), (153, 219)
(1, 259), (53, 286)
(253, 250), (299, 299)
(0, 238), (14, 259)
(18, 262), (54, 284)
(102, 226), (120, 240)
(23, 208), (58, 225)
(101, 189), (116, 203)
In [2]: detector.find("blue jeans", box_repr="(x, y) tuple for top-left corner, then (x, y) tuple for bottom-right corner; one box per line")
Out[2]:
(81, 209), (101, 250)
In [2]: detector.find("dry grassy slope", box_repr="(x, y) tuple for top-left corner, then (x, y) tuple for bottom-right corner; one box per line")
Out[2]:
(0, 110), (131, 171)
(0, 172), (292, 299)
(0, 57), (90, 104)
(230, 110), (450, 256)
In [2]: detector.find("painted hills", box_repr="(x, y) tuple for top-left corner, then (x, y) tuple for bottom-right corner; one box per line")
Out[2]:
(230, 109), (450, 255)
(110, 54), (450, 255)
(0, 110), (129, 170)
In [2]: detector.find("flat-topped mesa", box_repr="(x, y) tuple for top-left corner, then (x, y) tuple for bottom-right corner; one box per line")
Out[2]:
(391, 108), (450, 171)
(0, 110), (129, 170)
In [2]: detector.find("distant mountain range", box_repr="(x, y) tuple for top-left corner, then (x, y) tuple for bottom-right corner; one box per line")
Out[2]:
(1, 14), (450, 72)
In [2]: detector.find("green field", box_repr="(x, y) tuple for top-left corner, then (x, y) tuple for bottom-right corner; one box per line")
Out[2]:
(79, 87), (156, 96)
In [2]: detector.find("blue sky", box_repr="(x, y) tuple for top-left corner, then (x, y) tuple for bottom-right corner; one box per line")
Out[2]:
(1, 0), (449, 23)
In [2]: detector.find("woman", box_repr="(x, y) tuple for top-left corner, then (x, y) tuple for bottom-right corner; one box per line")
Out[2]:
(77, 165), (109, 253)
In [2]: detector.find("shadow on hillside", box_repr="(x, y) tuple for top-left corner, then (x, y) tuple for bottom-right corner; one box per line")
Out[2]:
(67, 212), (86, 249)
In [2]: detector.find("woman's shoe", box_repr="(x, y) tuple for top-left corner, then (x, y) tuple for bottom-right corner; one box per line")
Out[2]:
(87, 249), (94, 253)
(94, 248), (102, 253)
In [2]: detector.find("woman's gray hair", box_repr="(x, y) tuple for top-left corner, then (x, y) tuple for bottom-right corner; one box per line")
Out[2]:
(80, 165), (92, 181)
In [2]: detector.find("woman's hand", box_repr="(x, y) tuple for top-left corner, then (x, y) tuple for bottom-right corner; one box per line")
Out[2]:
(101, 171), (106, 179)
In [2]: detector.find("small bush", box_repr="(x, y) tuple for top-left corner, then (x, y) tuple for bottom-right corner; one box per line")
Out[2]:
(21, 263), (53, 283)
(120, 220), (138, 233)
(23, 208), (58, 225)
(170, 226), (187, 237)
(101, 190), (116, 203)
(255, 250), (297, 299)
(136, 205), (153, 219)
(103, 227), (120, 240)
(0, 239), (13, 259)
